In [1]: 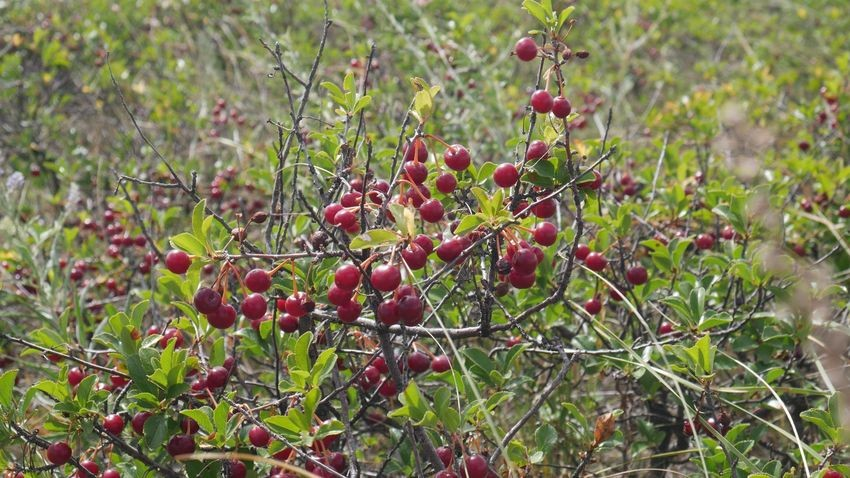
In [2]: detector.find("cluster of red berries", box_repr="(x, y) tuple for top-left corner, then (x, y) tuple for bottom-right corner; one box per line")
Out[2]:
(432, 451), (498, 478)
(44, 440), (120, 477)
(207, 165), (267, 216)
(682, 411), (732, 437)
(358, 351), (451, 398)
(208, 97), (246, 138)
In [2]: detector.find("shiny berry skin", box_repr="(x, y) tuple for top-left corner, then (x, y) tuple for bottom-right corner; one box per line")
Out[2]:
(534, 222), (558, 246)
(551, 96), (572, 118)
(278, 313), (299, 333)
(721, 225), (736, 240)
(76, 460), (99, 478)
(245, 269), (271, 293)
(378, 379), (397, 397)
(464, 454), (489, 478)
(377, 299), (400, 325)
(337, 300), (362, 323)
(514, 36), (538, 61)
(207, 303), (237, 329)
(526, 140), (548, 161)
(436, 237), (468, 262)
(585, 252), (607, 272)
(575, 244), (590, 260)
(823, 470), (842, 478)
(327, 284), (354, 306)
(436, 172), (458, 194)
(493, 163), (519, 188)
(402, 243), (428, 270)
(436, 471), (459, 478)
(333, 208), (357, 228)
(420, 199), (444, 223)
(531, 198), (556, 218)
(580, 170), (603, 190)
(241, 293), (267, 320)
(584, 297), (602, 315)
(695, 233), (715, 250)
(509, 270), (536, 289)
(181, 418), (199, 434)
(404, 161), (429, 184)
(397, 294), (424, 326)
(444, 144), (470, 171)
(103, 414), (124, 435)
(46, 441), (72, 465)
(683, 420), (695, 436)
(407, 351), (432, 373)
(248, 426), (270, 447)
(166, 434), (196, 456)
(340, 191), (362, 207)
(371, 264), (401, 292)
(323, 203), (344, 223)
(206, 366), (229, 388)
(285, 292), (311, 317)
(68, 367), (85, 386)
(658, 322), (674, 335)
(373, 356), (390, 373)
(194, 287), (222, 314)
(413, 234), (434, 254)
(165, 250), (192, 274)
(530, 90), (554, 114)
(334, 264), (361, 290)
(626, 266), (648, 285)
(436, 446), (454, 467)
(511, 248), (539, 274)
(431, 355), (451, 372)
(103, 469), (121, 478)
(840, 206), (850, 218)
(131, 411), (152, 434)
(403, 139), (428, 162)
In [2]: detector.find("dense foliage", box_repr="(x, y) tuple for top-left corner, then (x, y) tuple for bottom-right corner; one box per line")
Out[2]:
(1, 1), (849, 477)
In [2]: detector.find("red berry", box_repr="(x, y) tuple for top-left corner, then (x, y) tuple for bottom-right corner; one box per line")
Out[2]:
(206, 365), (228, 388)
(532, 198), (556, 218)
(46, 441), (72, 465)
(159, 328), (184, 348)
(227, 461), (247, 478)
(207, 303), (237, 329)
(76, 460), (99, 478)
(194, 287), (222, 314)
(436, 173), (458, 194)
(103, 414), (124, 435)
(407, 351), (432, 373)
(534, 222), (558, 246)
(509, 270), (536, 289)
(526, 140), (548, 161)
(334, 264), (361, 290)
(721, 225), (736, 240)
(840, 206), (850, 218)
(420, 199), (444, 223)
(464, 454), (489, 478)
(285, 291), (311, 317)
(278, 313), (299, 333)
(323, 203), (344, 223)
(404, 161), (429, 185)
(431, 355), (451, 372)
(511, 248), (539, 274)
(493, 163), (519, 188)
(695, 233), (715, 250)
(333, 209), (357, 228)
(444, 144), (470, 171)
(574, 244), (590, 260)
(585, 252), (607, 272)
(245, 269), (271, 293)
(327, 284), (354, 306)
(248, 426), (270, 448)
(436, 471), (458, 478)
(377, 299), (400, 325)
(584, 297), (602, 315)
(514, 36), (538, 61)
(658, 322), (674, 335)
(165, 250), (192, 274)
(340, 191), (362, 207)
(402, 243), (428, 270)
(103, 469), (121, 478)
(378, 379), (397, 397)
(337, 300), (362, 323)
(68, 367), (85, 386)
(551, 96), (572, 118)
(241, 293), (267, 320)
(403, 139), (428, 162)
(823, 470), (842, 478)
(530, 90), (554, 114)
(397, 294), (424, 326)
(131, 411), (151, 434)
(436, 446), (454, 467)
(626, 266), (648, 285)
(166, 434), (195, 456)
(683, 420), (695, 436)
(413, 234), (434, 254)
(373, 356), (390, 374)
(181, 417), (199, 434)
(579, 170), (603, 190)
(436, 237), (466, 262)
(371, 264), (401, 292)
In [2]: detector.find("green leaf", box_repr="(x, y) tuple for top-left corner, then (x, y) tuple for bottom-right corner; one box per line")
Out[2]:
(170, 232), (207, 257)
(192, 199), (206, 242)
(181, 407), (214, 433)
(535, 423), (558, 453)
(293, 332), (313, 372)
(144, 414), (168, 450)
(454, 214), (485, 236)
(214, 400), (230, 434)
(349, 229), (400, 250)
(522, 0), (550, 26)
(800, 408), (838, 442)
(310, 348), (337, 387)
(558, 6), (576, 29)
(0, 369), (18, 407)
